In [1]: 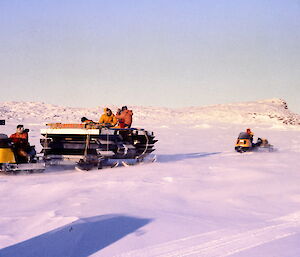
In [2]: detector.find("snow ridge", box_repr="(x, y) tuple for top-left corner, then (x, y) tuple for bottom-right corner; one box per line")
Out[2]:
(0, 98), (299, 126)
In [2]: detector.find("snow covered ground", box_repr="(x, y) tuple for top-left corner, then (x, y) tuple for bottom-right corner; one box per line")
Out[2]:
(0, 99), (300, 257)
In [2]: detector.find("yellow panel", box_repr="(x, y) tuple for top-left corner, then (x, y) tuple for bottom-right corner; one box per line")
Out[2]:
(0, 148), (16, 163)
(235, 139), (252, 148)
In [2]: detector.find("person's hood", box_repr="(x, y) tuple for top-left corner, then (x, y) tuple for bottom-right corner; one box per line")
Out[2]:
(103, 108), (112, 116)
(124, 110), (133, 115)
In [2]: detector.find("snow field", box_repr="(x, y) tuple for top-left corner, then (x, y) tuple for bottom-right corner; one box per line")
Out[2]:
(0, 100), (300, 256)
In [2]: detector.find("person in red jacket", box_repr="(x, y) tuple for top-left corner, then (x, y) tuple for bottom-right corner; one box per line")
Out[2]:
(116, 106), (133, 128)
(10, 125), (36, 163)
(10, 125), (29, 145)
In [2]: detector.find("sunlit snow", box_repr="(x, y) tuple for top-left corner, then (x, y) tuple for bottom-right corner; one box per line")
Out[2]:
(0, 99), (300, 257)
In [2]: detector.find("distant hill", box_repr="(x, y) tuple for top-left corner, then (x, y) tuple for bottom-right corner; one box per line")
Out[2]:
(0, 98), (299, 126)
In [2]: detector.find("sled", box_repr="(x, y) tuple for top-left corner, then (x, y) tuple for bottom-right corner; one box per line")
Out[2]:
(41, 123), (157, 171)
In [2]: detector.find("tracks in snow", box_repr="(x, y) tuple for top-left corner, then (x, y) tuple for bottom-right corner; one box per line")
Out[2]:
(116, 211), (300, 257)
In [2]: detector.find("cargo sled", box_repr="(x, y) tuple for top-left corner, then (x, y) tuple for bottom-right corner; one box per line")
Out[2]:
(235, 132), (274, 153)
(0, 120), (45, 174)
(40, 123), (157, 171)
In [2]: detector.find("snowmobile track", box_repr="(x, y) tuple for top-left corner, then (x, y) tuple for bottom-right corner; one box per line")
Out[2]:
(116, 211), (300, 257)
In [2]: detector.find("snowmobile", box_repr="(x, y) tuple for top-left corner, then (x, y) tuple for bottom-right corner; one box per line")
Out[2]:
(40, 123), (157, 171)
(0, 120), (45, 174)
(235, 132), (274, 153)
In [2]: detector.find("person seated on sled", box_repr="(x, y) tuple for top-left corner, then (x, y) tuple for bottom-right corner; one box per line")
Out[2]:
(116, 106), (133, 128)
(81, 117), (94, 124)
(9, 125), (36, 163)
(99, 108), (117, 127)
(115, 108), (125, 128)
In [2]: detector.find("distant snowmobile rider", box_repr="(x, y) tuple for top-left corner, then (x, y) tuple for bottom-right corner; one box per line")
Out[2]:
(246, 128), (254, 143)
(99, 108), (117, 126)
(9, 125), (36, 163)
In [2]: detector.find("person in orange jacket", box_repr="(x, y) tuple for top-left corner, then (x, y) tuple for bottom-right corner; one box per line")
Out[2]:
(116, 106), (133, 128)
(99, 108), (117, 126)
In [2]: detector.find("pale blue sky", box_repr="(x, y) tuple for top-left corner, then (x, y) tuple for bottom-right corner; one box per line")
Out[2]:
(0, 0), (299, 112)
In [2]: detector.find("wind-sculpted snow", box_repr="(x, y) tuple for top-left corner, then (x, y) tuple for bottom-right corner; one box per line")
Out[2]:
(0, 98), (299, 126)
(1, 110), (300, 256)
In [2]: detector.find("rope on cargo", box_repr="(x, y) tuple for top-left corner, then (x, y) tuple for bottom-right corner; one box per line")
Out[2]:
(84, 134), (90, 159)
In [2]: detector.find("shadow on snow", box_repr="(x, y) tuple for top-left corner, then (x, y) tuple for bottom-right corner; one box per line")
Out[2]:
(156, 152), (221, 163)
(0, 214), (152, 257)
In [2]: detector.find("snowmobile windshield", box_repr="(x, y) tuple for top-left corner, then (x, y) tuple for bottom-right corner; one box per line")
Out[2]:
(0, 134), (8, 139)
(238, 132), (251, 139)
(0, 134), (11, 148)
